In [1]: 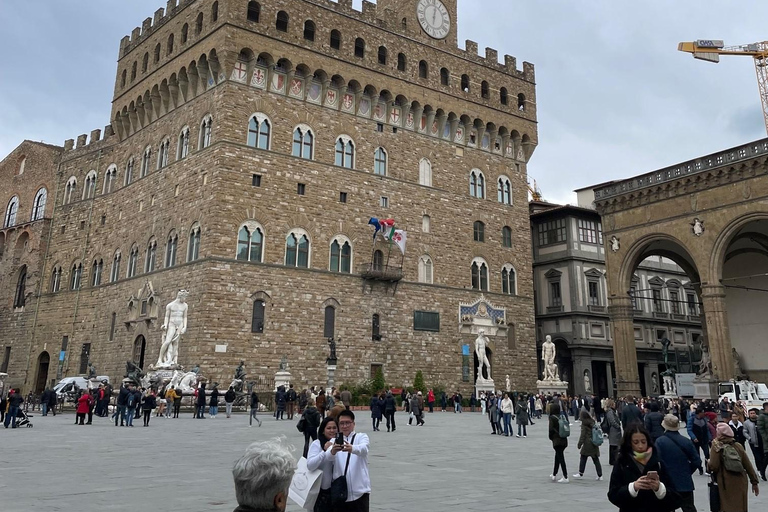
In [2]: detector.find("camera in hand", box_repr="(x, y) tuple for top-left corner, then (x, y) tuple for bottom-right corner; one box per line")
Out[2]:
(336, 433), (345, 445)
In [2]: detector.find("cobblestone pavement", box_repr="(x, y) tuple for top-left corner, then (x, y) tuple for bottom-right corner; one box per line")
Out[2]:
(0, 409), (760, 512)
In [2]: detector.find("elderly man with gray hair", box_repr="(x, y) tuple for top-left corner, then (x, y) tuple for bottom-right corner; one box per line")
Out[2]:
(232, 439), (297, 512)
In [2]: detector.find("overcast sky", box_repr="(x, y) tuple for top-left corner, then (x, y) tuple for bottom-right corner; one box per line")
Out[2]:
(2, 0), (767, 204)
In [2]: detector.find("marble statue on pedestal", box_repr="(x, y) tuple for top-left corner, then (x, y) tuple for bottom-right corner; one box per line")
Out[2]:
(695, 344), (713, 381)
(156, 290), (189, 368)
(475, 330), (492, 382)
(87, 362), (97, 380)
(584, 371), (591, 393)
(542, 335), (559, 381)
(505, 375), (511, 392)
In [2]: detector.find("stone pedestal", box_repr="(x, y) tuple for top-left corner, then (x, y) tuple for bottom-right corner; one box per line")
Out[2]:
(475, 378), (496, 397)
(537, 379), (569, 396)
(693, 379), (719, 400)
(275, 370), (292, 391)
(326, 365), (336, 395)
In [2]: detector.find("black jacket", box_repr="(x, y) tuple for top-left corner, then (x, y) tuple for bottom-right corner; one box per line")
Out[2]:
(9, 394), (24, 408)
(196, 385), (207, 406)
(209, 388), (219, 406)
(549, 414), (568, 448)
(607, 449), (679, 512)
(225, 389), (237, 403)
(250, 392), (260, 408)
(117, 386), (131, 406)
(384, 395), (396, 412)
(142, 395), (157, 411)
(621, 403), (642, 429)
(644, 411), (665, 440)
(303, 406), (322, 431)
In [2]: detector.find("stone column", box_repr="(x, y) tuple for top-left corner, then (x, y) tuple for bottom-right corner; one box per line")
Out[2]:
(606, 362), (615, 398)
(700, 284), (734, 381)
(609, 296), (641, 397)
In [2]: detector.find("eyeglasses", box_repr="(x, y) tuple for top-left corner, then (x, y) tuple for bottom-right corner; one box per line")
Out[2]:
(338, 421), (353, 426)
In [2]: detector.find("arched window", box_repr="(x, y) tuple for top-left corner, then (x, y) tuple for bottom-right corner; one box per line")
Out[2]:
(14, 265), (27, 308)
(497, 177), (512, 205)
(110, 251), (121, 283)
(196, 12), (204, 35)
(121, 70), (127, 88)
(276, 11), (289, 32)
(50, 265), (62, 292)
(177, 127), (190, 159)
(83, 171), (97, 200)
(292, 125), (314, 159)
(4, 196), (19, 227)
(103, 166), (117, 194)
(518, 93), (526, 111)
(422, 215), (430, 233)
(402, 17), (407, 29)
(304, 20), (315, 41)
(397, 53), (406, 71)
(154, 43), (161, 63)
(374, 147), (387, 176)
(469, 169), (485, 198)
(329, 237), (352, 273)
(142, 52), (149, 73)
(64, 177), (77, 205)
(252, 298), (265, 333)
(502, 226), (512, 248)
(378, 46), (387, 65)
(211, 1), (219, 22)
(502, 265), (517, 295)
(187, 224), (201, 262)
(167, 34), (174, 55)
(473, 221), (485, 242)
(481, 80), (489, 99)
(418, 60), (428, 79)
(247, 1), (260, 22)
(440, 67), (450, 86)
(91, 258), (103, 287)
(335, 136), (355, 168)
(372, 313), (381, 341)
(285, 230), (310, 268)
(461, 74), (470, 92)
(199, 115), (213, 149)
(127, 245), (139, 278)
(141, 146), (152, 177)
(17, 156), (25, 175)
(419, 158), (432, 186)
(145, 239), (157, 273)
(500, 87), (508, 105)
(418, 255), (433, 284)
(70, 262), (83, 290)
(471, 258), (489, 291)
(248, 114), (272, 150)
(237, 223), (264, 263)
(125, 157), (135, 186)
(181, 23), (189, 43)
(373, 249), (384, 271)
(330, 29), (341, 50)
(355, 38), (365, 58)
(157, 139), (170, 169)
(323, 305), (336, 338)
(165, 231), (178, 268)
(131, 61), (137, 82)
(31, 188), (47, 221)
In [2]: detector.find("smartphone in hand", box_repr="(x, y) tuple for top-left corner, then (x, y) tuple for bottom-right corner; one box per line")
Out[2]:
(646, 471), (658, 480)
(336, 433), (345, 445)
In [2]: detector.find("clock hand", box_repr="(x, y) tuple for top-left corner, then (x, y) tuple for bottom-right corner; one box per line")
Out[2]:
(432, 8), (438, 26)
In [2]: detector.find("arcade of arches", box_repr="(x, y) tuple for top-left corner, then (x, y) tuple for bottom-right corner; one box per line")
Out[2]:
(595, 138), (768, 397)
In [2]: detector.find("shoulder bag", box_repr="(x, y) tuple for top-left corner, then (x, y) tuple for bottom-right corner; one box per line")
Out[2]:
(330, 434), (356, 505)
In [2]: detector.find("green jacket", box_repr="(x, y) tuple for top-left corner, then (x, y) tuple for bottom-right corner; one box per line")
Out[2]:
(757, 410), (768, 453)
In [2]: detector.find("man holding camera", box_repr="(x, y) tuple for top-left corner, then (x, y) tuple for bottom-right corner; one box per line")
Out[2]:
(331, 410), (371, 511)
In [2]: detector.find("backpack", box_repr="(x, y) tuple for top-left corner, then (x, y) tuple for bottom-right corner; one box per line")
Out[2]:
(591, 423), (605, 446)
(722, 444), (745, 474)
(601, 415), (611, 434)
(127, 393), (135, 408)
(558, 416), (570, 438)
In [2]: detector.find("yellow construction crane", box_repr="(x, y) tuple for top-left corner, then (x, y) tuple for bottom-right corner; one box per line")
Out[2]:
(527, 180), (542, 202)
(678, 40), (768, 134)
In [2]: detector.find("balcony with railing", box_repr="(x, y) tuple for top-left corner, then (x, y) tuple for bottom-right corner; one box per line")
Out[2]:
(358, 263), (403, 282)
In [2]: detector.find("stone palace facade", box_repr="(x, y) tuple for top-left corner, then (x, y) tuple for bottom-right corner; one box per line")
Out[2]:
(0, 0), (538, 394)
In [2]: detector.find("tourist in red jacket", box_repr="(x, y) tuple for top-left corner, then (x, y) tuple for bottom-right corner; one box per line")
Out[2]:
(427, 389), (435, 413)
(76, 392), (92, 425)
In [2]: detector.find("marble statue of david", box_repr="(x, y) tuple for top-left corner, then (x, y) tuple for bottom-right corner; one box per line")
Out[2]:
(156, 290), (189, 368)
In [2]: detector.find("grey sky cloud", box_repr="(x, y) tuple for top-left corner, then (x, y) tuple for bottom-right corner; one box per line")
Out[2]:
(2, 0), (767, 204)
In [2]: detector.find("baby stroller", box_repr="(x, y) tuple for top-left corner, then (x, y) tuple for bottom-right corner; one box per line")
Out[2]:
(14, 408), (33, 428)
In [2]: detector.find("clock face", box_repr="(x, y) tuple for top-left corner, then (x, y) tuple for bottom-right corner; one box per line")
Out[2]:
(417, 0), (451, 40)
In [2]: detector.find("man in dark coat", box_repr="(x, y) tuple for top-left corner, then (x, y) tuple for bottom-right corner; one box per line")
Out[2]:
(656, 414), (700, 512)
(286, 384), (297, 420)
(643, 401), (666, 441)
(196, 383), (207, 419)
(383, 390), (396, 432)
(620, 397), (642, 429)
(115, 383), (130, 426)
(592, 394), (603, 422)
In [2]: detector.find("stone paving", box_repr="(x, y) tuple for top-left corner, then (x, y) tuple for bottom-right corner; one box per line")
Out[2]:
(0, 408), (761, 512)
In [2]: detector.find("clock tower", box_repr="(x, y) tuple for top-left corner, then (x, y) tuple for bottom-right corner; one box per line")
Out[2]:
(378, 0), (459, 46)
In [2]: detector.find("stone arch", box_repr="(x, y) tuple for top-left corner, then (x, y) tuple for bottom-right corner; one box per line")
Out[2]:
(34, 351), (50, 394)
(617, 233), (701, 296)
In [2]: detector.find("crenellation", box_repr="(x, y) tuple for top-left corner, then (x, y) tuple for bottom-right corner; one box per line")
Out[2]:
(64, 139), (75, 151)
(142, 17), (153, 35)
(361, 0), (377, 20)
(131, 26), (141, 42)
(465, 40), (478, 57)
(523, 61), (535, 81)
(166, 0), (177, 14)
(154, 8), (166, 26)
(104, 125), (115, 138)
(504, 55), (517, 74)
(76, 134), (88, 148)
(120, 36), (130, 52)
(485, 47), (498, 65)
(90, 129), (102, 144)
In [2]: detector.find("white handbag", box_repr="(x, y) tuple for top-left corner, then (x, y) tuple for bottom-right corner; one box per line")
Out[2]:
(289, 457), (323, 511)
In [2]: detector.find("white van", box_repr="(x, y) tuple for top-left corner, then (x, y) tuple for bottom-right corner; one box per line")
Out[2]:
(53, 376), (110, 396)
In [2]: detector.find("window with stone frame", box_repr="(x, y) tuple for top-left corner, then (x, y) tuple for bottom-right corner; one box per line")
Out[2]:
(237, 223), (264, 263)
(418, 60), (428, 78)
(127, 246), (139, 278)
(177, 127), (190, 160)
(141, 147), (151, 178)
(330, 29), (341, 50)
(419, 158), (432, 186)
(374, 147), (387, 176)
(471, 258), (489, 291)
(502, 265), (516, 295)
(652, 287), (664, 313)
(292, 126), (313, 159)
(157, 139), (170, 169)
(538, 218), (566, 246)
(187, 224), (201, 262)
(578, 219), (599, 244)
(285, 230), (310, 268)
(422, 215), (430, 233)
(247, 1), (260, 22)
(354, 38), (365, 58)
(335, 137), (355, 168)
(248, 114), (271, 150)
(373, 250), (384, 271)
(50, 264), (62, 292)
(669, 289), (680, 315)
(145, 239), (157, 273)
(397, 52), (406, 71)
(497, 177), (512, 205)
(418, 255), (433, 284)
(199, 115), (213, 149)
(109, 312), (117, 341)
(323, 305), (335, 338)
(500, 87), (509, 105)
(83, 171), (97, 200)
(70, 262), (83, 290)
(4, 196), (19, 227)
(64, 177), (77, 205)
(329, 237), (352, 273)
(469, 169), (485, 198)
(91, 258), (103, 287)
(195, 12), (203, 34)
(14, 265), (27, 308)
(687, 291), (698, 316)
(588, 280), (600, 306)
(125, 157), (135, 185)
(473, 221), (485, 242)
(303, 20), (316, 41)
(371, 314), (381, 341)
(549, 281), (562, 307)
(181, 24), (189, 43)
(440, 67), (450, 86)
(110, 251), (121, 283)
(276, 11), (289, 32)
(377, 46), (387, 65)
(165, 232), (178, 268)
(103, 166), (117, 194)
(502, 226), (512, 248)
(252, 299), (266, 333)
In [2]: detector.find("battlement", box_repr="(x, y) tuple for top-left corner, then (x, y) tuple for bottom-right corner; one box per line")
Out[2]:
(63, 125), (116, 153)
(459, 40), (534, 81)
(120, 0), (197, 58)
